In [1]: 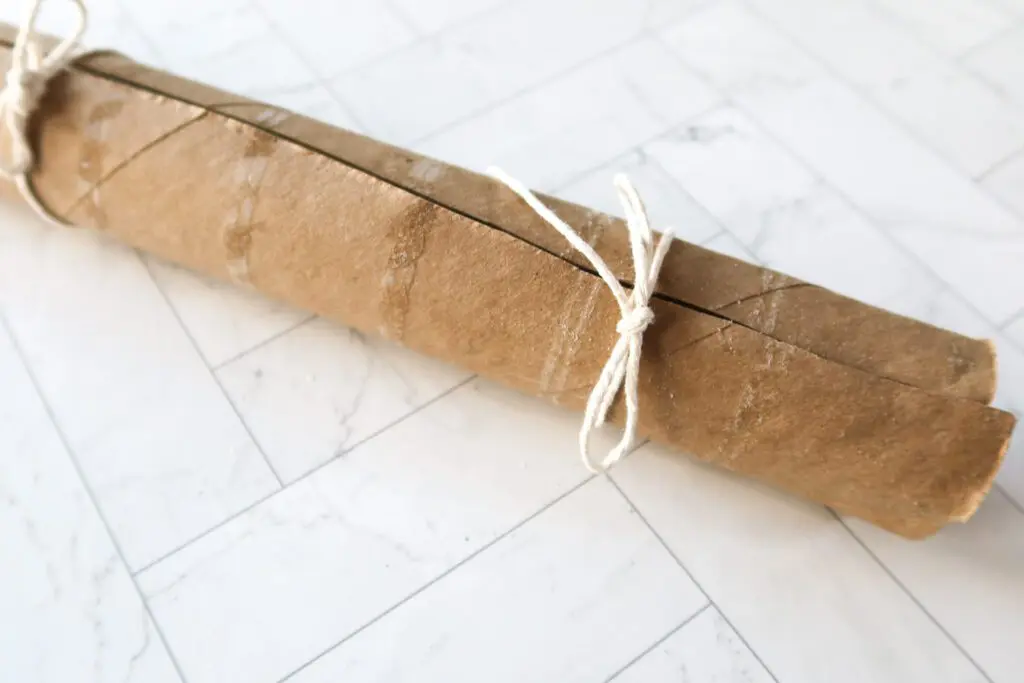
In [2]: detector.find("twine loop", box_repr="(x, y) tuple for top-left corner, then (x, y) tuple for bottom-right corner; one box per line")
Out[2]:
(0, 0), (87, 222)
(616, 305), (654, 336)
(489, 167), (674, 473)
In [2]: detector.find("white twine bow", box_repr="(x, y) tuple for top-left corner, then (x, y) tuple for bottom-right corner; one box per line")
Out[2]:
(0, 0), (87, 223)
(489, 167), (674, 473)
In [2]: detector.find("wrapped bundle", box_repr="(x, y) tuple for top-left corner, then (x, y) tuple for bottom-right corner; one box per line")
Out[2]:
(0, 21), (1015, 539)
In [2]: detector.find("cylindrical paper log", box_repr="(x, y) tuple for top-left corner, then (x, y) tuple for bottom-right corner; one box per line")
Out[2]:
(1, 27), (1015, 538)
(305, 130), (1000, 405)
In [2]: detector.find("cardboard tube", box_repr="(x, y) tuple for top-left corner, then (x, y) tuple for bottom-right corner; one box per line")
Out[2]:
(1, 33), (1015, 538)
(300, 132), (999, 405)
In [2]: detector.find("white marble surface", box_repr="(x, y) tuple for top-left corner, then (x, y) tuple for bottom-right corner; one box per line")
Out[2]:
(1, 1), (1022, 682)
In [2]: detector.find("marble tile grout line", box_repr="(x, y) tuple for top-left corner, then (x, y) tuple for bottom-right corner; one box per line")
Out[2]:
(977, 147), (1024, 183)
(275, 474), (599, 683)
(952, 16), (1024, 63)
(0, 311), (193, 683)
(548, 139), (737, 249)
(863, 0), (1018, 65)
(106, 0), (170, 69)
(211, 313), (317, 372)
(325, 376), (481, 462)
(736, 0), (1024, 229)
(405, 0), (723, 151)
(405, 32), (658, 149)
(262, 0), (531, 83)
(605, 474), (782, 683)
(975, 142), (1024, 182)
(130, 374), (477, 576)
(954, 57), (1024, 129)
(998, 306), (1024, 332)
(834, 511), (997, 683)
(822, 0), (1024, 126)
(696, 227), (731, 247)
(380, 0), (424, 37)
(602, 602), (714, 683)
(549, 112), (721, 195)
(996, 482), (1024, 517)
(651, 30), (1024, 350)
(234, 79), (331, 103)
(140, 252), (287, 488)
(248, 0), (370, 132)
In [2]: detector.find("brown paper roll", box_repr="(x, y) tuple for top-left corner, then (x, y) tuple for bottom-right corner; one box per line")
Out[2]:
(301, 131), (999, 405)
(1, 29), (1015, 538)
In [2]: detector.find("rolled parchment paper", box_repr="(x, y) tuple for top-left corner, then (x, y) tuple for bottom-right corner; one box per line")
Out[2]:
(1, 26), (1015, 538)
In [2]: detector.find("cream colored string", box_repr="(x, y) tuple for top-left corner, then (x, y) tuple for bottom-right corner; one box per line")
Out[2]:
(0, 0), (87, 225)
(488, 167), (674, 473)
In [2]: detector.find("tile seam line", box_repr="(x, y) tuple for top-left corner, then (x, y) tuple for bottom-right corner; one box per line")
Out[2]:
(974, 142), (1024, 182)
(606, 473), (781, 683)
(141, 251), (287, 488)
(380, 0), (424, 37)
(651, 22), (1024, 356)
(864, 0), (1020, 70)
(997, 306), (1024, 331)
(275, 474), (598, 683)
(603, 602), (714, 683)
(548, 102), (724, 194)
(996, 483), (1024, 516)
(248, 0), (369, 132)
(108, 0), (170, 69)
(837, 512), (996, 683)
(404, 32), (658, 148)
(266, 0), (533, 83)
(732, 0), (1024, 225)
(0, 311), (192, 683)
(131, 374), (476, 576)
(978, 146), (1024, 183)
(210, 313), (317, 372)
(403, 0), (724, 149)
(547, 129), (752, 257)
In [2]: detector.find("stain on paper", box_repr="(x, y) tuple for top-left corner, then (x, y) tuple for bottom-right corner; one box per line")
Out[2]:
(224, 129), (274, 282)
(380, 201), (436, 341)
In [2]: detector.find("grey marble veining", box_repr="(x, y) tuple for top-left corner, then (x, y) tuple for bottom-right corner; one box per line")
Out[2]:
(1, 1), (1021, 681)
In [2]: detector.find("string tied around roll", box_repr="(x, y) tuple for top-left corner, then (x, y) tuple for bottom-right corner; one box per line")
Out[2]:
(488, 167), (674, 473)
(0, 0), (88, 224)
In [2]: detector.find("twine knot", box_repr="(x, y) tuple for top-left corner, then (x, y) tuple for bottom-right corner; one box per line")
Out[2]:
(5, 51), (47, 105)
(1, 51), (48, 176)
(489, 167), (674, 473)
(0, 0), (87, 222)
(616, 305), (654, 336)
